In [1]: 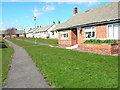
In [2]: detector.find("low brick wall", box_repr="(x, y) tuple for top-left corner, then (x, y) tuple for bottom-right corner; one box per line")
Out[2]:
(78, 43), (119, 55)
(59, 40), (71, 47)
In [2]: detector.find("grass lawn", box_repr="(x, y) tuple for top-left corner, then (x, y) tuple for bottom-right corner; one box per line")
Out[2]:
(7, 38), (36, 47)
(0, 39), (14, 86)
(8, 39), (118, 88)
(17, 37), (58, 46)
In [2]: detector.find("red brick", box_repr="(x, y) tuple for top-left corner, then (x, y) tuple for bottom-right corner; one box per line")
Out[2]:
(96, 25), (107, 38)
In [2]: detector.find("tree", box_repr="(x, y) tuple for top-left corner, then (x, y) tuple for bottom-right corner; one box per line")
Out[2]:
(5, 28), (17, 36)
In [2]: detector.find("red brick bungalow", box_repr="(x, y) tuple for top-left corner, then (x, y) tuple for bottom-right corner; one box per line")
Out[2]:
(56, 1), (120, 55)
(0, 30), (26, 38)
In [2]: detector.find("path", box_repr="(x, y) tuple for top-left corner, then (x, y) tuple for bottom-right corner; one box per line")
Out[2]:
(4, 39), (52, 88)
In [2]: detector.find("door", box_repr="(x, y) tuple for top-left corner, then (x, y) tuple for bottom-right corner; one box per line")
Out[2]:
(72, 29), (78, 45)
(17, 34), (19, 37)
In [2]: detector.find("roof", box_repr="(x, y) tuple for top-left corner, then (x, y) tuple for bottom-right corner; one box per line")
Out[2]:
(28, 28), (36, 33)
(16, 30), (24, 34)
(36, 25), (53, 32)
(57, 1), (120, 30)
(51, 25), (60, 31)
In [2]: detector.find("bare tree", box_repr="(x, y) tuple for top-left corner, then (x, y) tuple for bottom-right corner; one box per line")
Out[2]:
(5, 28), (17, 37)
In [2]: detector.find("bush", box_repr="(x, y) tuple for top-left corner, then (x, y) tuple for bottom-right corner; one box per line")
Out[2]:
(84, 39), (117, 44)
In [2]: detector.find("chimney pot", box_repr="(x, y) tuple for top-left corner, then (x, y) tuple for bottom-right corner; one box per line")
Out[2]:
(37, 26), (39, 28)
(53, 21), (55, 24)
(74, 7), (78, 15)
(58, 21), (60, 24)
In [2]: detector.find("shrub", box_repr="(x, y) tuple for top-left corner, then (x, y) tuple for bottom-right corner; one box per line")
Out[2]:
(84, 39), (117, 44)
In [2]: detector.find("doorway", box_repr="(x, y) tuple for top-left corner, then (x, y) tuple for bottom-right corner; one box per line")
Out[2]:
(72, 28), (78, 45)
(17, 34), (19, 37)
(2, 34), (5, 38)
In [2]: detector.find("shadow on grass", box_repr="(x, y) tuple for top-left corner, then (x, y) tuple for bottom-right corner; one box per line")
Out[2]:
(0, 42), (8, 48)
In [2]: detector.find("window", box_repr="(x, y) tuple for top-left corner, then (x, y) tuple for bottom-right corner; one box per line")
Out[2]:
(84, 26), (96, 39)
(60, 31), (69, 40)
(107, 23), (120, 39)
(52, 31), (54, 35)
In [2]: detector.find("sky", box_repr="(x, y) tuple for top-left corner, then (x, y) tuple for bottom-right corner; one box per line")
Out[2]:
(0, 0), (116, 32)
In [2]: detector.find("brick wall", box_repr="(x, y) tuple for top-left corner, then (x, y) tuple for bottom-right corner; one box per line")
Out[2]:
(58, 30), (72, 46)
(2, 34), (25, 38)
(58, 29), (78, 46)
(96, 25), (107, 38)
(78, 43), (120, 55)
(111, 44), (120, 54)
(19, 36), (25, 37)
(77, 28), (85, 44)
(116, 40), (120, 44)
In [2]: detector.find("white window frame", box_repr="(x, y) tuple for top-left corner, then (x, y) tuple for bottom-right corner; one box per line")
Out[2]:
(60, 31), (69, 40)
(107, 23), (120, 40)
(84, 26), (96, 40)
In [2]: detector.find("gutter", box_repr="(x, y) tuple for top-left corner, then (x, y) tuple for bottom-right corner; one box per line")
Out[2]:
(57, 19), (120, 31)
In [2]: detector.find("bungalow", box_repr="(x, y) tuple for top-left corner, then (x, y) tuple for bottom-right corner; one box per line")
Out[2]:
(49, 21), (61, 39)
(26, 28), (36, 38)
(35, 22), (57, 39)
(56, 1), (120, 55)
(0, 30), (25, 38)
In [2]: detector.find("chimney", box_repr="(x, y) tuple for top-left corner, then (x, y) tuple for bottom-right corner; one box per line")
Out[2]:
(74, 7), (78, 15)
(40, 26), (41, 28)
(58, 21), (60, 24)
(53, 21), (55, 24)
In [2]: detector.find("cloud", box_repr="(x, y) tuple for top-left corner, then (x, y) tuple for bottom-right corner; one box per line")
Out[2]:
(0, 22), (11, 30)
(42, 5), (55, 12)
(33, 5), (55, 17)
(0, 21), (19, 30)
(33, 8), (43, 17)
(10, 20), (18, 25)
(25, 16), (30, 18)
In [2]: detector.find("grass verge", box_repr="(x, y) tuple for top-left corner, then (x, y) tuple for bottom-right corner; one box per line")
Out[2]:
(17, 37), (58, 46)
(0, 39), (14, 86)
(8, 39), (118, 88)
(7, 38), (36, 47)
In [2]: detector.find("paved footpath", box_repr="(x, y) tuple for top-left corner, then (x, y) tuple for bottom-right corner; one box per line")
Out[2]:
(4, 39), (52, 88)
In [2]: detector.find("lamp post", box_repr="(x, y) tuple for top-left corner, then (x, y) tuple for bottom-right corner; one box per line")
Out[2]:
(22, 29), (26, 41)
(34, 17), (36, 28)
(33, 17), (37, 45)
(21, 26), (24, 41)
